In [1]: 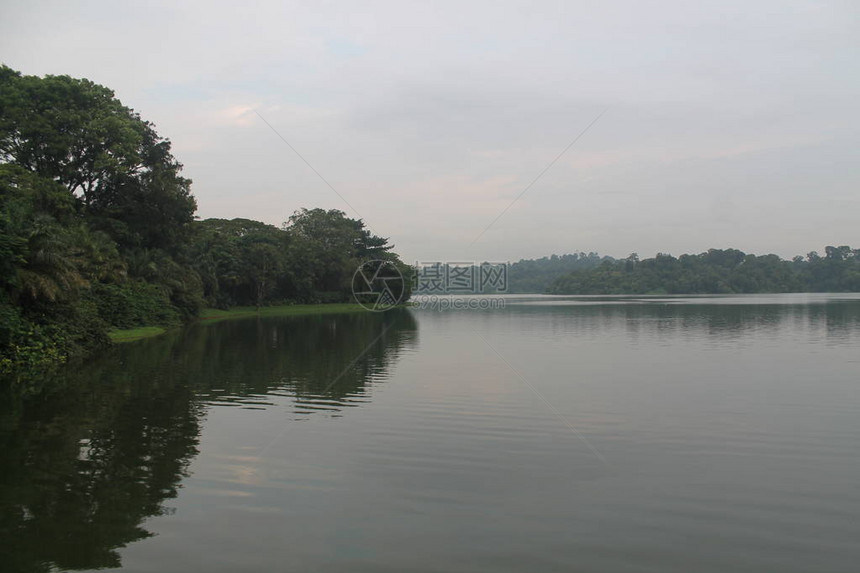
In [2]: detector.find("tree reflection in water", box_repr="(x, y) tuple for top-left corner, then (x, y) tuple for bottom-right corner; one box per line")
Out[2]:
(0, 309), (417, 572)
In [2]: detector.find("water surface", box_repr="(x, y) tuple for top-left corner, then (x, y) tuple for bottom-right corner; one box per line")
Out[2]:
(2, 295), (859, 572)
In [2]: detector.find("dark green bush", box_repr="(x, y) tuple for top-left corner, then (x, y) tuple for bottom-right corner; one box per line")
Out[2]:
(90, 282), (181, 329)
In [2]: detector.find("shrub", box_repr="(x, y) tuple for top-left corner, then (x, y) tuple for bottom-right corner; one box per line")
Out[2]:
(90, 281), (181, 329)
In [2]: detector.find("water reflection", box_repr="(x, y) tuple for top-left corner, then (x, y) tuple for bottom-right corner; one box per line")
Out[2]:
(4, 298), (860, 572)
(189, 309), (418, 411)
(0, 309), (416, 572)
(500, 296), (860, 344)
(0, 358), (202, 572)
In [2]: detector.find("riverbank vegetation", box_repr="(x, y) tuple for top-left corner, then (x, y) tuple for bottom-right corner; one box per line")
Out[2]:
(548, 248), (860, 295)
(109, 303), (398, 343)
(108, 326), (168, 343)
(198, 303), (380, 322)
(0, 67), (410, 373)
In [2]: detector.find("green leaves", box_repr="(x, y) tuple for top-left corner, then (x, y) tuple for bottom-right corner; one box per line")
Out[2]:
(0, 66), (195, 252)
(188, 210), (404, 307)
(0, 67), (199, 369)
(1, 68), (139, 197)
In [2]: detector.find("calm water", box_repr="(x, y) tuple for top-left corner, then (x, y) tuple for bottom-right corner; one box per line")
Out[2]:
(2, 294), (860, 572)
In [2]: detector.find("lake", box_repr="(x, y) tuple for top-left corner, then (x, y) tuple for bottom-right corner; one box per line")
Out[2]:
(2, 294), (860, 572)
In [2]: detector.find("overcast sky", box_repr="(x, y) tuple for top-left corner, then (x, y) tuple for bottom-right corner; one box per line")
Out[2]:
(1, 0), (857, 262)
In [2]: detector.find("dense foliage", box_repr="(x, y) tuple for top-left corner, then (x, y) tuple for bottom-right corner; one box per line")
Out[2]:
(0, 67), (409, 373)
(548, 248), (860, 295)
(506, 252), (611, 293)
(190, 210), (410, 308)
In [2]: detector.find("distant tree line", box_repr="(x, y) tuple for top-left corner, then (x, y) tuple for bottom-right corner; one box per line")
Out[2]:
(548, 248), (860, 295)
(0, 66), (410, 373)
(413, 252), (610, 294)
(506, 252), (611, 293)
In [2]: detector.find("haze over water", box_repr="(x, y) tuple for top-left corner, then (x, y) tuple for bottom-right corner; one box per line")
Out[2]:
(2, 294), (860, 572)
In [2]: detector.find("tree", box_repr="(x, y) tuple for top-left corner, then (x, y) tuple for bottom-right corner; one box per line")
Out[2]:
(0, 165), (88, 304)
(284, 209), (399, 297)
(0, 66), (196, 251)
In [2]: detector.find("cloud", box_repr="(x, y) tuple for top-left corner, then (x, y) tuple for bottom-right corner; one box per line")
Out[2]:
(1, 0), (858, 261)
(215, 105), (258, 126)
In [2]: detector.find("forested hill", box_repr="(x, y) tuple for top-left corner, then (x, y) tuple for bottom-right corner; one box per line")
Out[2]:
(0, 66), (410, 373)
(547, 248), (860, 295)
(412, 252), (611, 294)
(506, 252), (612, 293)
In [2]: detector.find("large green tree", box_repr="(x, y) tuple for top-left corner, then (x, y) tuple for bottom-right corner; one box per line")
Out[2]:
(0, 66), (195, 250)
(0, 68), (201, 371)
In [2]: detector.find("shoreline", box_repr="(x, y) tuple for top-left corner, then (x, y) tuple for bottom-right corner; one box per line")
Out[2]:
(108, 303), (387, 343)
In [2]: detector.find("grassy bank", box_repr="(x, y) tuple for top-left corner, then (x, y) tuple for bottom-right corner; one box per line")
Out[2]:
(108, 326), (167, 343)
(108, 303), (375, 342)
(198, 303), (374, 323)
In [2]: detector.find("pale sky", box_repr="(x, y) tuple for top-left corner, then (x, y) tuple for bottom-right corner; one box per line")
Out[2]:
(1, 0), (857, 263)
